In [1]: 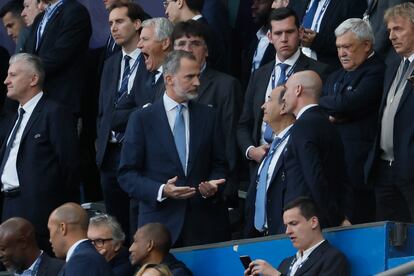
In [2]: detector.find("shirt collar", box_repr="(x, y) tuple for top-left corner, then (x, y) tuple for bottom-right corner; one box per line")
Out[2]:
(405, 53), (414, 63)
(275, 124), (293, 137)
(163, 93), (188, 112)
(256, 26), (268, 40)
(296, 239), (325, 261)
(14, 251), (43, 276)
(21, 92), (43, 114)
(46, 0), (62, 12)
(296, 104), (318, 119)
(122, 48), (141, 60)
(276, 49), (300, 67)
(66, 239), (88, 262)
(192, 14), (203, 21)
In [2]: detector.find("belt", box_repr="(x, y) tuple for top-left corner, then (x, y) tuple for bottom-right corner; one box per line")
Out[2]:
(3, 187), (20, 197)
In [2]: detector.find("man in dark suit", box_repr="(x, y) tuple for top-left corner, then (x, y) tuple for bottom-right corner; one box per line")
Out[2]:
(237, 7), (330, 170)
(1, 53), (80, 253)
(118, 50), (230, 247)
(22, 0), (91, 115)
(164, 0), (230, 74)
(365, 3), (414, 223)
(129, 223), (193, 276)
(282, 70), (349, 227)
(288, 0), (366, 68)
(96, 1), (148, 245)
(245, 197), (350, 276)
(241, 0), (275, 90)
(320, 18), (385, 224)
(171, 19), (243, 205)
(47, 203), (114, 276)
(134, 17), (173, 108)
(0, 217), (64, 275)
(244, 86), (295, 237)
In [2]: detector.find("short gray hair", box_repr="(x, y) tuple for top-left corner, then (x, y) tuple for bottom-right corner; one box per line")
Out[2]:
(141, 17), (173, 41)
(9, 53), (45, 87)
(89, 214), (125, 243)
(384, 2), (414, 24)
(335, 18), (374, 44)
(163, 50), (196, 76)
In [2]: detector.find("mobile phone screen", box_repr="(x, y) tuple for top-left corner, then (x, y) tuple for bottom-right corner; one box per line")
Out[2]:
(240, 255), (253, 269)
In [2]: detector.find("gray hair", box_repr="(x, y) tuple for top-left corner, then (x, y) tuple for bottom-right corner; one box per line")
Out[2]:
(89, 214), (125, 243)
(163, 50), (196, 76)
(335, 18), (374, 44)
(9, 53), (45, 87)
(141, 17), (173, 41)
(384, 2), (414, 24)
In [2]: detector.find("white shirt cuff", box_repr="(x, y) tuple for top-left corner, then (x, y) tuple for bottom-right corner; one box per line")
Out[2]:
(157, 184), (167, 202)
(246, 145), (254, 160)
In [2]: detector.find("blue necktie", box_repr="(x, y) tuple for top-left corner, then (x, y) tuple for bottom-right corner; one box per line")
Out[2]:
(277, 63), (290, 86)
(0, 108), (25, 176)
(173, 104), (186, 172)
(263, 124), (274, 144)
(302, 0), (320, 29)
(118, 55), (131, 98)
(254, 136), (282, 232)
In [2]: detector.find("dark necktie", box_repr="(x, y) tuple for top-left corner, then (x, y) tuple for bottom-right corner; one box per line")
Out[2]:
(0, 108), (25, 176)
(254, 136), (282, 231)
(395, 59), (411, 93)
(302, 0), (320, 29)
(118, 55), (131, 98)
(173, 104), (186, 173)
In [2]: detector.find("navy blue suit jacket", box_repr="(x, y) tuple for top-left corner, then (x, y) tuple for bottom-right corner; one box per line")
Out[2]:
(278, 241), (350, 276)
(58, 240), (114, 276)
(38, 253), (65, 276)
(118, 99), (229, 245)
(0, 95), (80, 240)
(23, 0), (92, 114)
(320, 54), (385, 191)
(365, 58), (414, 183)
(283, 106), (347, 227)
(96, 51), (148, 167)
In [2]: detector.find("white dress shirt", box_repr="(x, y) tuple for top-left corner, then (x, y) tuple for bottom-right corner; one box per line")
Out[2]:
(1, 92), (43, 191)
(117, 48), (141, 94)
(252, 27), (270, 71)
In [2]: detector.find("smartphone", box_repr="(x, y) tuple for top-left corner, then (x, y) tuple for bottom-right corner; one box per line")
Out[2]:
(239, 255), (253, 269)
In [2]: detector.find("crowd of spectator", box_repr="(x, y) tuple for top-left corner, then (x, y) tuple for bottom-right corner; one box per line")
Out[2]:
(0, 0), (413, 275)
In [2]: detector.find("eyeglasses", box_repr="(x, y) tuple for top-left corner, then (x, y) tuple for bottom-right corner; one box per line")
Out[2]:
(174, 40), (205, 49)
(163, 0), (176, 9)
(90, 238), (113, 248)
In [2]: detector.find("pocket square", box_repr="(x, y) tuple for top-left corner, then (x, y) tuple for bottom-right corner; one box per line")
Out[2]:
(34, 133), (41, 139)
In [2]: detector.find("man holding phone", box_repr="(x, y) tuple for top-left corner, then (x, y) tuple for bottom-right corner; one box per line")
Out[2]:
(244, 197), (350, 276)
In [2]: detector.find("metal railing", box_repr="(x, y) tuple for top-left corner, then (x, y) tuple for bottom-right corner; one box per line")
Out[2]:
(376, 261), (414, 276)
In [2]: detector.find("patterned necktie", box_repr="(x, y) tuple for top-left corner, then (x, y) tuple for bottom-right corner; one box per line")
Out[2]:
(0, 108), (25, 176)
(277, 63), (290, 86)
(302, 0), (320, 29)
(118, 55), (131, 97)
(173, 104), (186, 173)
(254, 136), (282, 231)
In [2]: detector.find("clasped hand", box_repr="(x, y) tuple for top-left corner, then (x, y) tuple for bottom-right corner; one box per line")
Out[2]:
(162, 176), (225, 199)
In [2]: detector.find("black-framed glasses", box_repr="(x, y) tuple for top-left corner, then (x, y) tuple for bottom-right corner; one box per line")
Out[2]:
(90, 238), (113, 248)
(163, 0), (176, 9)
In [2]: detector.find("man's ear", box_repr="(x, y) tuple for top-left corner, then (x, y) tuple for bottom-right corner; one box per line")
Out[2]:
(59, 222), (68, 236)
(30, 73), (39, 87)
(310, 216), (319, 230)
(147, 239), (154, 252)
(162, 38), (171, 51)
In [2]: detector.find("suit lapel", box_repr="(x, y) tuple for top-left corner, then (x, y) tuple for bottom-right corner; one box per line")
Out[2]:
(379, 60), (403, 114)
(396, 67), (414, 113)
(105, 52), (122, 111)
(151, 101), (185, 175)
(187, 102), (203, 176)
(295, 240), (329, 275)
(20, 95), (46, 143)
(37, 3), (64, 51)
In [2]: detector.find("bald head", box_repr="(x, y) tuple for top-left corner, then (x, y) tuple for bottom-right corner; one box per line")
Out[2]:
(0, 218), (39, 273)
(48, 203), (89, 259)
(283, 70), (322, 116)
(139, 223), (171, 255)
(50, 202), (89, 231)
